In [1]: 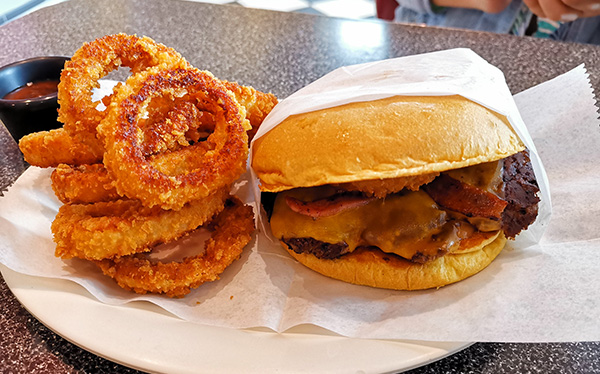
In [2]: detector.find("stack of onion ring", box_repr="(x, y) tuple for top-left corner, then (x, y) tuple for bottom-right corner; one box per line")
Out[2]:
(16, 33), (276, 297)
(19, 33), (277, 168)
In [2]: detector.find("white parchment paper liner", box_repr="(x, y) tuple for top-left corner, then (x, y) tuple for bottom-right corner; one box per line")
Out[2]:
(1, 49), (599, 342)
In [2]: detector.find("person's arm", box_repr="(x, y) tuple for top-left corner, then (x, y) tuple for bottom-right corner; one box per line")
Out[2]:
(523, 0), (600, 21)
(395, 0), (513, 15)
(431, 0), (513, 13)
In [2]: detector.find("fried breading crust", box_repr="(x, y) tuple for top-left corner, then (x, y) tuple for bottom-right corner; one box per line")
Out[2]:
(223, 81), (278, 142)
(335, 172), (440, 198)
(19, 128), (103, 168)
(58, 33), (189, 149)
(51, 163), (120, 204)
(98, 67), (249, 210)
(52, 187), (229, 261)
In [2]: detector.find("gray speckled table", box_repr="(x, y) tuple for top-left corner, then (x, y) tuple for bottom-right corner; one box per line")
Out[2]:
(1, 0), (599, 373)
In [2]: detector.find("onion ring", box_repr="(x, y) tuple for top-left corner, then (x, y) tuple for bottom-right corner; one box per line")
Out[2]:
(95, 196), (255, 298)
(49, 147), (216, 205)
(49, 140), (237, 205)
(18, 128), (104, 167)
(98, 67), (250, 210)
(58, 33), (189, 148)
(222, 81), (278, 142)
(52, 186), (229, 261)
(51, 163), (120, 204)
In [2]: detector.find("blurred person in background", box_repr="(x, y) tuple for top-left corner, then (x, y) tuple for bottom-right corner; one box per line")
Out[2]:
(375, 0), (600, 44)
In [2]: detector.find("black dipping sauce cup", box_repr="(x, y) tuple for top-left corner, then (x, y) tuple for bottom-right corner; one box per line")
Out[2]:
(0, 56), (69, 141)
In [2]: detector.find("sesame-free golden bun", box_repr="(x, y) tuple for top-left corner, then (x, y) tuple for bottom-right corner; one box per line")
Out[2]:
(251, 95), (524, 193)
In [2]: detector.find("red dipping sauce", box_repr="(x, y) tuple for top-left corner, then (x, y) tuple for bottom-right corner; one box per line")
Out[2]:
(2, 80), (59, 100)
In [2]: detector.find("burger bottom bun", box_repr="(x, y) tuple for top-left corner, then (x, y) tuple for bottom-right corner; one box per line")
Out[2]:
(283, 231), (506, 290)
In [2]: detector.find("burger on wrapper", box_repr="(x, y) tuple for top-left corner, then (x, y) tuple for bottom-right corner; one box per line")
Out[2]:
(250, 49), (545, 291)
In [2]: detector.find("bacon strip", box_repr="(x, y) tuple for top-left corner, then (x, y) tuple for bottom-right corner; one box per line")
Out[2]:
(423, 174), (507, 220)
(285, 194), (375, 218)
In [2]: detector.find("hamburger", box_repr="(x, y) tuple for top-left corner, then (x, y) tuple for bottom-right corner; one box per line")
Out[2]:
(251, 94), (540, 290)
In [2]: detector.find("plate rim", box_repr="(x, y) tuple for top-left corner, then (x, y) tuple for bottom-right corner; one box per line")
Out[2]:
(1, 265), (472, 374)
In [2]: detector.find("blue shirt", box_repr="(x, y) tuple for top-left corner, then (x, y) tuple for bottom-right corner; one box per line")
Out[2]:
(552, 17), (600, 44)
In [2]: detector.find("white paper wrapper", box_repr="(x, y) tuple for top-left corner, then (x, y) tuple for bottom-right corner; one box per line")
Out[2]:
(251, 48), (551, 248)
(1, 49), (599, 342)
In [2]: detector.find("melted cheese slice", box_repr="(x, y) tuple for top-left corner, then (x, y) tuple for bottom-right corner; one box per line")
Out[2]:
(270, 160), (504, 262)
(271, 187), (472, 261)
(445, 159), (504, 197)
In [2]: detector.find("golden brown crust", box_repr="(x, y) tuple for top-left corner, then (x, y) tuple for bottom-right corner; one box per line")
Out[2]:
(18, 128), (104, 167)
(97, 67), (249, 210)
(95, 196), (255, 298)
(334, 172), (439, 198)
(283, 231), (506, 290)
(222, 81), (278, 142)
(58, 33), (189, 150)
(252, 95), (524, 192)
(52, 187), (229, 261)
(51, 163), (120, 204)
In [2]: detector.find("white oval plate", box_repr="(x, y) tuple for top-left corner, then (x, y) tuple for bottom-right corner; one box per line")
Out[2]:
(2, 265), (471, 373)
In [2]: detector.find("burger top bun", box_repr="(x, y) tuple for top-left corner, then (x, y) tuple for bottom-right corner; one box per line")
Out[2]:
(252, 95), (525, 193)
